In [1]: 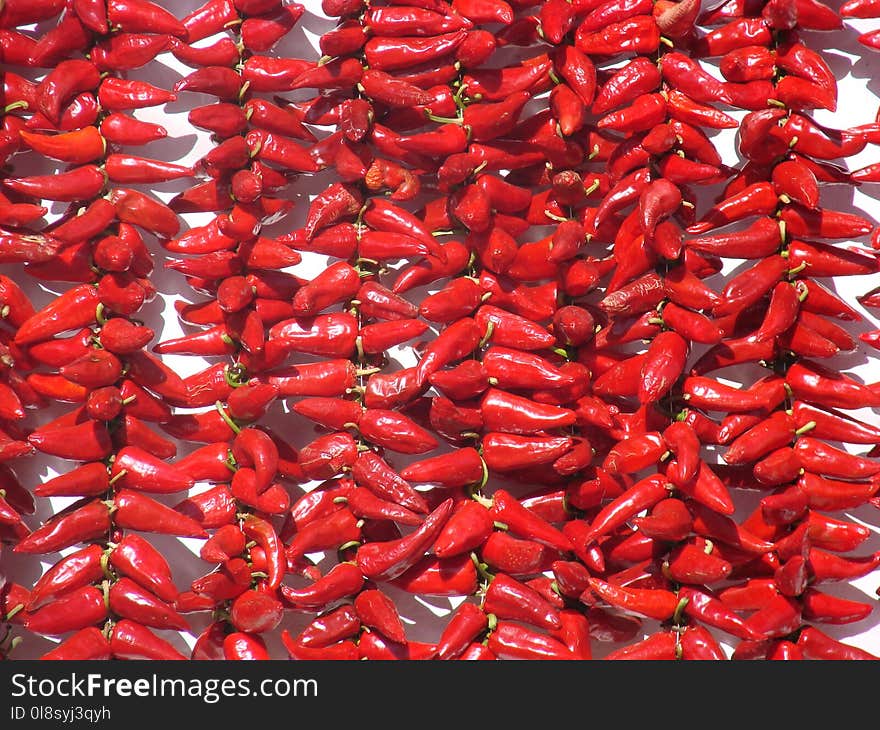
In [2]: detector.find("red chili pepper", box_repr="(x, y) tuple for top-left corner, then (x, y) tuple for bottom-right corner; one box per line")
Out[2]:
(115, 489), (208, 538)
(434, 602), (488, 660)
(481, 531), (556, 576)
(227, 589), (284, 634)
(635, 330), (689, 404)
(486, 621), (573, 660)
(841, 0), (880, 15)
(295, 605), (361, 649)
(679, 586), (762, 640)
(220, 632), (269, 660)
(628, 499), (689, 544)
(108, 577), (188, 631)
(604, 432), (667, 475)
(689, 502), (775, 556)
(742, 594), (802, 639)
(796, 626), (878, 660)
(481, 432), (573, 473)
(281, 562), (364, 610)
(482, 572), (561, 631)
(575, 14), (660, 55)
(432, 500), (494, 558)
(26, 585), (107, 636)
(347, 451), (426, 515)
(108, 188), (179, 239)
(3, 164), (106, 203)
(353, 587), (408, 644)
(26, 544), (104, 612)
(106, 0), (187, 36)
(386, 552), (476, 597)
(583, 474), (671, 546)
(41, 627), (112, 660)
(667, 541), (734, 585)
(110, 619), (187, 660)
(169, 483), (233, 529)
(29, 419), (113, 461)
(586, 578), (678, 621)
(241, 3), (305, 51)
(106, 445), (194, 495)
(97, 77), (177, 112)
(356, 498), (454, 580)
(688, 183), (780, 235)
(32, 462), (108, 499)
(0, 0), (66, 28)
(287, 508), (361, 562)
(269, 312), (358, 359)
(364, 31), (466, 72)
(200, 524), (246, 565)
(345, 486), (422, 527)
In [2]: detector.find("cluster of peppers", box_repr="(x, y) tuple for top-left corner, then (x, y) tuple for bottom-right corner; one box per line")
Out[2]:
(2, 0), (880, 660)
(0, 0), (214, 659)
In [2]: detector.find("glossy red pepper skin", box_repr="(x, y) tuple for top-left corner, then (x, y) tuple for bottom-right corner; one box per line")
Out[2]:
(796, 627), (878, 660)
(287, 508), (361, 563)
(295, 605), (361, 649)
(32, 462), (109, 499)
(116, 489), (208, 538)
(173, 487), (238, 531)
(281, 562), (364, 611)
(432, 500), (494, 559)
(435, 602), (488, 660)
(14, 500), (111, 555)
(26, 545), (105, 612)
(354, 588), (408, 644)
(110, 619), (187, 660)
(385, 552), (476, 597)
(357, 498), (454, 580)
(487, 621), (574, 660)
(584, 474), (671, 545)
(41, 627), (112, 661)
(109, 534), (178, 604)
(109, 577), (189, 631)
(26, 586), (108, 636)
(483, 573), (562, 631)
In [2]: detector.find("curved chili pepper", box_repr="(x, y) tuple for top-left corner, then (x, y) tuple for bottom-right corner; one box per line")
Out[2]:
(434, 602), (488, 660)
(796, 626), (878, 660)
(586, 578), (677, 621)
(480, 573), (560, 631)
(356, 498), (454, 580)
(281, 562), (364, 611)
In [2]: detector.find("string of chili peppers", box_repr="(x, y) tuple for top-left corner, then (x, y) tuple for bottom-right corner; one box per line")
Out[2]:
(673, 0), (880, 659)
(263, 3), (476, 658)
(847, 0), (880, 357)
(148, 0), (322, 660)
(0, 0), (206, 659)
